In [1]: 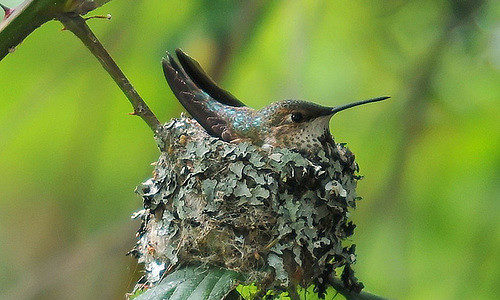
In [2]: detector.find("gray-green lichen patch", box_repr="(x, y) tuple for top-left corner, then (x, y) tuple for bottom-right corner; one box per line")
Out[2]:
(129, 116), (362, 293)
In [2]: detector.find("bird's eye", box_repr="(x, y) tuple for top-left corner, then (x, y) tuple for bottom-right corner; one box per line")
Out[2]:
(291, 112), (304, 123)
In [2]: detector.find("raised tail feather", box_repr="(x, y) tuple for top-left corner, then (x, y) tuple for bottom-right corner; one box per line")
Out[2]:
(162, 51), (241, 142)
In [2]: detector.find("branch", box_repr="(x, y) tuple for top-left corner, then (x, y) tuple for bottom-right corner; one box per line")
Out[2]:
(0, 0), (63, 59)
(0, 0), (113, 61)
(57, 13), (160, 132)
(329, 277), (389, 300)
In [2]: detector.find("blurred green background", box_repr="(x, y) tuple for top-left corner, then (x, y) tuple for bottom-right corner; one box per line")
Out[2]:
(0, 0), (498, 299)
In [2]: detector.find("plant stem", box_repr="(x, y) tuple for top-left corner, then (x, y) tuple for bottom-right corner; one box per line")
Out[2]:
(57, 13), (160, 133)
(329, 277), (389, 300)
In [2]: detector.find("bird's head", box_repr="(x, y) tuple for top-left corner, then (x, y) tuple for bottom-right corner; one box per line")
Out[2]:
(258, 97), (389, 151)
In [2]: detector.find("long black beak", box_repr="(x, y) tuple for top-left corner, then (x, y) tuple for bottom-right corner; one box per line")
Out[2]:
(330, 96), (390, 115)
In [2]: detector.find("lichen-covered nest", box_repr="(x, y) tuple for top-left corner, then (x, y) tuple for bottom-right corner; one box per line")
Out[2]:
(129, 116), (363, 293)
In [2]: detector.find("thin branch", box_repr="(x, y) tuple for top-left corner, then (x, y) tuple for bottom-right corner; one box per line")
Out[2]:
(57, 13), (161, 133)
(0, 0), (63, 60)
(329, 277), (389, 300)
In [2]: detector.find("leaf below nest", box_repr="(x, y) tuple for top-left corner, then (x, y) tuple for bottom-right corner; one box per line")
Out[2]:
(134, 265), (245, 300)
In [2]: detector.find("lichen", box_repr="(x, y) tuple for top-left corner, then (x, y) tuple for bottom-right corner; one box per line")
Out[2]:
(129, 116), (363, 293)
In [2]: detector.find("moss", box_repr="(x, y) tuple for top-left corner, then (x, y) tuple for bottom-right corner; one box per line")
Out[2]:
(130, 116), (362, 292)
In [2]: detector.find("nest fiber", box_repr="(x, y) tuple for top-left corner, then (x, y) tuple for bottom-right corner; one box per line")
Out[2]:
(130, 117), (362, 292)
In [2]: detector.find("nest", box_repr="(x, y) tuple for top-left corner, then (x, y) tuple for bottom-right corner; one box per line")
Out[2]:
(129, 117), (363, 294)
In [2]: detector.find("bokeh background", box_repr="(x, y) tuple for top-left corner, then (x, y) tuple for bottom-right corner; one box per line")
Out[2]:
(0, 0), (498, 299)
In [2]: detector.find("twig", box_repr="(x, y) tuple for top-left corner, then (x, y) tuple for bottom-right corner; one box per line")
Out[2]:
(57, 13), (161, 133)
(328, 277), (389, 300)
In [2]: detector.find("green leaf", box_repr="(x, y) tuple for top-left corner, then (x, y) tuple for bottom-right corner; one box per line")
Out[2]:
(0, 0), (111, 60)
(134, 265), (246, 300)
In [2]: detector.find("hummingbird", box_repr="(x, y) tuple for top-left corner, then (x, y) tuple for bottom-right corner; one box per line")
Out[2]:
(162, 49), (389, 151)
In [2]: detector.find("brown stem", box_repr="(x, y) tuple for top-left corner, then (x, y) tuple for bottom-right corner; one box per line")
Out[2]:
(328, 277), (389, 300)
(57, 13), (160, 133)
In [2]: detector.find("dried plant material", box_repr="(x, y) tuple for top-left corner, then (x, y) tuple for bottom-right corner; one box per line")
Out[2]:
(130, 117), (363, 293)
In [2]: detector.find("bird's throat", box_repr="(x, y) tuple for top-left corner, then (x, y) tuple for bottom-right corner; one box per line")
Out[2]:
(270, 116), (333, 151)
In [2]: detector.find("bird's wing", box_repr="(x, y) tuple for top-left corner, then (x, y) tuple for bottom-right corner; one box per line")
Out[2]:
(175, 48), (246, 107)
(162, 52), (239, 142)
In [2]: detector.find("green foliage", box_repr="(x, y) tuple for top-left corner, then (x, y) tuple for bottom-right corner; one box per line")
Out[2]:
(133, 265), (245, 300)
(237, 284), (342, 300)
